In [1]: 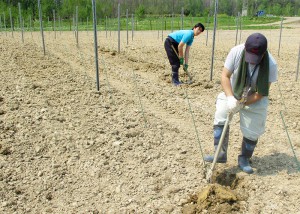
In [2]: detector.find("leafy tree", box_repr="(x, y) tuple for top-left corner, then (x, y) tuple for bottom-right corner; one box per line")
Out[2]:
(135, 4), (146, 20)
(284, 2), (293, 16)
(271, 3), (282, 16)
(0, 0), (299, 26)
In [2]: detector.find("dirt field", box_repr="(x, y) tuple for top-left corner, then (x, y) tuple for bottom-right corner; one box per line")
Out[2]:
(1, 18), (300, 213)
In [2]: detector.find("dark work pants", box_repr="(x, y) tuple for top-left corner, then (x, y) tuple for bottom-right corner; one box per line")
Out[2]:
(164, 37), (180, 74)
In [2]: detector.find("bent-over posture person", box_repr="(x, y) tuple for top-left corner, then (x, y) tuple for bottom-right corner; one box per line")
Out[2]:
(164, 23), (205, 86)
(204, 33), (278, 174)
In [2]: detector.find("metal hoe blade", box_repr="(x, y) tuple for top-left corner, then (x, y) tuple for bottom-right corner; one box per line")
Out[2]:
(184, 69), (193, 84)
(206, 112), (233, 183)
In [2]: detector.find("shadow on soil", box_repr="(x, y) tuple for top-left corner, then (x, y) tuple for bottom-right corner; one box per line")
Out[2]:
(216, 152), (299, 177)
(252, 152), (300, 175)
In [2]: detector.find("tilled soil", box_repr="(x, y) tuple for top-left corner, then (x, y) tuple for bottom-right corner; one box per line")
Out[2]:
(0, 20), (300, 213)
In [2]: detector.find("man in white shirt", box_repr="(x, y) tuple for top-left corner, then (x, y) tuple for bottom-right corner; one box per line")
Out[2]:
(204, 33), (278, 174)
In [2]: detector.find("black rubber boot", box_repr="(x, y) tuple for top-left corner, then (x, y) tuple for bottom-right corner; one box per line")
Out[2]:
(172, 72), (182, 86)
(238, 137), (257, 174)
(204, 125), (229, 163)
(171, 65), (181, 86)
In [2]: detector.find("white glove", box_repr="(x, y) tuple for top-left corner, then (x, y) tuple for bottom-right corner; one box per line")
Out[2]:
(227, 96), (242, 113)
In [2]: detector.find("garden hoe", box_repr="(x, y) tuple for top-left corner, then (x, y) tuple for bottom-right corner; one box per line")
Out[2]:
(171, 45), (193, 84)
(206, 87), (250, 183)
(206, 111), (234, 183)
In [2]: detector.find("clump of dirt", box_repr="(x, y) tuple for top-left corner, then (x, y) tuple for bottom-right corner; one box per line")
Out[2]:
(182, 183), (244, 214)
(212, 170), (240, 188)
(182, 169), (249, 213)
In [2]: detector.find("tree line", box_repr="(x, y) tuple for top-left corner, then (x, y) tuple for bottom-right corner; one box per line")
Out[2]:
(0, 0), (299, 23)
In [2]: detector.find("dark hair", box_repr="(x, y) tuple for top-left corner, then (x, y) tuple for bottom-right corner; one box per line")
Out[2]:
(193, 23), (205, 32)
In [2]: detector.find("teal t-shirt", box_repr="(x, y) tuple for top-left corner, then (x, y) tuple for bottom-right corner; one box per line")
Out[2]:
(169, 30), (194, 46)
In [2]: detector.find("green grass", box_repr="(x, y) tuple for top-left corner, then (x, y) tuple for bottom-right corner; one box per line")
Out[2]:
(10, 14), (282, 32)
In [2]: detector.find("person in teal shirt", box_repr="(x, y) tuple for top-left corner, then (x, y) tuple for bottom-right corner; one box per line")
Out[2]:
(164, 23), (205, 85)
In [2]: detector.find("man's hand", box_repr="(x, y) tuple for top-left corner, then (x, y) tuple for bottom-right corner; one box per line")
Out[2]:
(179, 57), (184, 65)
(227, 96), (243, 114)
(183, 64), (188, 72)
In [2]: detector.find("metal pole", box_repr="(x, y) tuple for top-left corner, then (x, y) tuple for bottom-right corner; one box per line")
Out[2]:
(32, 13), (35, 31)
(38, 0), (46, 55)
(9, 8), (13, 38)
(76, 6), (78, 46)
(296, 43), (300, 82)
(157, 17), (159, 39)
(3, 12), (7, 36)
(109, 17), (111, 37)
(86, 17), (88, 34)
(18, 2), (24, 43)
(131, 14), (134, 41)
(53, 10), (56, 39)
(105, 16), (107, 38)
(118, 3), (120, 53)
(92, 0), (100, 91)
(210, 0), (218, 81)
(59, 16), (61, 34)
(126, 9), (128, 45)
(278, 16), (283, 57)
(72, 14), (75, 37)
(22, 18), (24, 37)
(29, 15), (32, 37)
